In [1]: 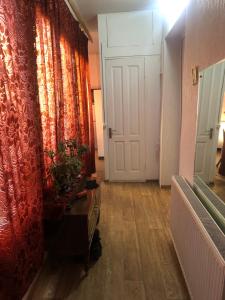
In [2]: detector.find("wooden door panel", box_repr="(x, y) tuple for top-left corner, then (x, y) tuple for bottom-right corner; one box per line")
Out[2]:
(111, 66), (124, 135)
(106, 57), (145, 181)
(130, 141), (141, 171)
(114, 142), (126, 171)
(127, 65), (141, 136)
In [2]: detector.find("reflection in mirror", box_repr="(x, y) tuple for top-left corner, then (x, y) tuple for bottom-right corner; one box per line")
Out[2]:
(194, 59), (225, 202)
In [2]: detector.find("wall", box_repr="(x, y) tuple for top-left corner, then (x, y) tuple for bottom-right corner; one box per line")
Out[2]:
(94, 90), (104, 157)
(88, 31), (101, 89)
(179, 0), (225, 183)
(159, 11), (186, 186)
(88, 31), (101, 153)
(88, 53), (101, 89)
(160, 36), (182, 186)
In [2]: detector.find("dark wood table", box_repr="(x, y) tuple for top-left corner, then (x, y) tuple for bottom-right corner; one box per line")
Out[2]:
(46, 187), (101, 273)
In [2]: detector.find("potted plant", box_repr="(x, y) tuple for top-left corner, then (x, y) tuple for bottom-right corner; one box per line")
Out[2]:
(43, 138), (89, 220)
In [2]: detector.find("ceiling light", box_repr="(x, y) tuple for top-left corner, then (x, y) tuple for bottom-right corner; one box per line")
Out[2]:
(157, 0), (190, 30)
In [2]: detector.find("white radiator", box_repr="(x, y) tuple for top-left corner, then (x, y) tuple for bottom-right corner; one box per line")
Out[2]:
(171, 176), (225, 300)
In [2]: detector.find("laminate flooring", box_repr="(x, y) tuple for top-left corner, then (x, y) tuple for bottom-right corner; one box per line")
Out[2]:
(27, 182), (189, 300)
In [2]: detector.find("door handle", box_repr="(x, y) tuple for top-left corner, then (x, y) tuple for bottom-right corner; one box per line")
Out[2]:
(109, 127), (112, 139)
(209, 128), (214, 139)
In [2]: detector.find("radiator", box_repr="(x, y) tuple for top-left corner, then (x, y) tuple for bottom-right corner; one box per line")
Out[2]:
(171, 176), (225, 300)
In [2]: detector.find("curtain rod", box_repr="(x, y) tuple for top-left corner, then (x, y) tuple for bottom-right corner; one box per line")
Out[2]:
(64, 0), (93, 42)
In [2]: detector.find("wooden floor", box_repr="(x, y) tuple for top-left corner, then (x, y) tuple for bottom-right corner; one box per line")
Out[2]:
(27, 181), (189, 300)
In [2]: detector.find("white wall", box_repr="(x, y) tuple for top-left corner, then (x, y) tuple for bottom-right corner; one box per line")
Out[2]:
(160, 37), (182, 186)
(179, 0), (225, 184)
(94, 90), (104, 157)
(145, 55), (161, 179)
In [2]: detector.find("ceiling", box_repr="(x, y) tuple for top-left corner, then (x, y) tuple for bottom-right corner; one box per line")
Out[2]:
(73, 0), (157, 31)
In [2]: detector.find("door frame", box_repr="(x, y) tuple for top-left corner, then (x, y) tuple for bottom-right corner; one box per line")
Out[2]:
(100, 54), (161, 182)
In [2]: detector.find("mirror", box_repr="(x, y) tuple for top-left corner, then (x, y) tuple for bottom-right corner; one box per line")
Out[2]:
(194, 59), (225, 202)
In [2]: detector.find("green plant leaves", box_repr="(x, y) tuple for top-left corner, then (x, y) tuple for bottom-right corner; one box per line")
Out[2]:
(45, 138), (89, 194)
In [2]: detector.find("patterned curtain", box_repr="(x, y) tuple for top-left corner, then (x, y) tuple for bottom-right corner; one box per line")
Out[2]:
(35, 2), (60, 156)
(0, 1), (43, 299)
(35, 0), (95, 179)
(75, 31), (96, 174)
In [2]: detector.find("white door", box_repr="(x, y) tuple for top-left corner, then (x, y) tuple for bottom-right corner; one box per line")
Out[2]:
(195, 62), (225, 183)
(105, 57), (145, 181)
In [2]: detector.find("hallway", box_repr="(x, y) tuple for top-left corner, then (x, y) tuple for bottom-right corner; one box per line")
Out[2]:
(27, 182), (189, 300)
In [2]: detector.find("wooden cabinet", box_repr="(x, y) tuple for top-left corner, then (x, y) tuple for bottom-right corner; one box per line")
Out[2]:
(49, 187), (101, 272)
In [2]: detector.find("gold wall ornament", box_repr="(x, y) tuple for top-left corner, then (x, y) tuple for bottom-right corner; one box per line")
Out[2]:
(192, 66), (199, 85)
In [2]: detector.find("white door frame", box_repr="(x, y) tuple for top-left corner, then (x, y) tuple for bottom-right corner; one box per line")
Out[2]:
(100, 55), (161, 182)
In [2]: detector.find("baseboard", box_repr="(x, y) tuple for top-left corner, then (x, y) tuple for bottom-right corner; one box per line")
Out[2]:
(146, 179), (159, 184)
(160, 184), (171, 189)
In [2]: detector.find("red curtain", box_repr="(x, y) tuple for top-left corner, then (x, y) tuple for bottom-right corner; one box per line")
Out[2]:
(0, 0), (43, 299)
(35, 0), (95, 180)
(75, 31), (96, 174)
(0, 0), (95, 297)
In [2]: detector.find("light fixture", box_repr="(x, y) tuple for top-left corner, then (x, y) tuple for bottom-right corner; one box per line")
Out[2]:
(157, 0), (190, 30)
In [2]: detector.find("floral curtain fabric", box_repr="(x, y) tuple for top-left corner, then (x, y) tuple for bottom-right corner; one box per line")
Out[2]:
(36, 0), (95, 180)
(75, 31), (96, 174)
(0, 0), (95, 298)
(0, 1), (43, 298)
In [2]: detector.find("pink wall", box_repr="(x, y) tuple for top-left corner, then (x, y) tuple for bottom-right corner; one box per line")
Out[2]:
(179, 0), (225, 183)
(160, 37), (182, 186)
(88, 32), (101, 90)
(88, 53), (101, 89)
